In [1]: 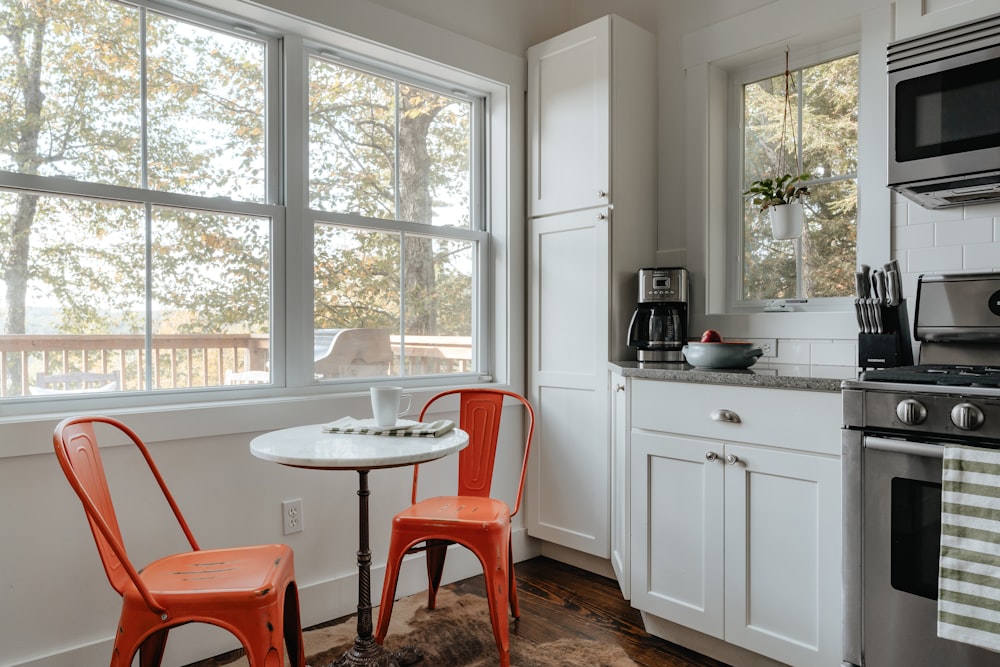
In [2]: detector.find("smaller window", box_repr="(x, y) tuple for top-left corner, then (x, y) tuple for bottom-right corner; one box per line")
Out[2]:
(738, 53), (859, 305)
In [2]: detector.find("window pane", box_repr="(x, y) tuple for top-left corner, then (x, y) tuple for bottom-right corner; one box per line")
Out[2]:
(801, 180), (857, 298)
(308, 59), (473, 228)
(743, 73), (797, 186)
(742, 200), (796, 301)
(801, 55), (859, 180)
(402, 237), (474, 374)
(399, 84), (472, 228)
(309, 61), (396, 217)
(0, 0), (142, 185)
(314, 225), (399, 379)
(150, 208), (271, 390)
(147, 13), (267, 201)
(0, 192), (145, 397)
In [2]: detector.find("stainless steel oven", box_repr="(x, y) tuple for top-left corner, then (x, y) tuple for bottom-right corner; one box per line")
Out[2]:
(842, 273), (1000, 667)
(888, 13), (1000, 208)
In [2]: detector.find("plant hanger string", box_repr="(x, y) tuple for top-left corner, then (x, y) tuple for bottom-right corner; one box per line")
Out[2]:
(779, 46), (796, 177)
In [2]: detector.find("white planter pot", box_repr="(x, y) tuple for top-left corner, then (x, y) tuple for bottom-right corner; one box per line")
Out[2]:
(768, 201), (804, 240)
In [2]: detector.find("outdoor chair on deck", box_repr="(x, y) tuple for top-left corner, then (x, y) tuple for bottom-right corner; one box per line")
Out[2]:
(53, 415), (306, 667)
(31, 371), (119, 395)
(374, 388), (535, 667)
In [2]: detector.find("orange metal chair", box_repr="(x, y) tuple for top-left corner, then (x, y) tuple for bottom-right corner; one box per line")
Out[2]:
(374, 388), (535, 667)
(53, 415), (306, 667)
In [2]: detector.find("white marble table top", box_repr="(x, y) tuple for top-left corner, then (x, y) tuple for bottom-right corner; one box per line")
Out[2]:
(250, 423), (469, 471)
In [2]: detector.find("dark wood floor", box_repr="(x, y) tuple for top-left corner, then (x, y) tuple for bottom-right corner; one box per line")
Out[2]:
(187, 556), (728, 667)
(457, 556), (730, 667)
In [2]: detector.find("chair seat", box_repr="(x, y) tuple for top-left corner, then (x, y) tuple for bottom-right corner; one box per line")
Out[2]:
(136, 544), (293, 600)
(393, 496), (511, 528)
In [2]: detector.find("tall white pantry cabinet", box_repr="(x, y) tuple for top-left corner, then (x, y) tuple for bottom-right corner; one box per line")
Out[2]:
(525, 15), (656, 557)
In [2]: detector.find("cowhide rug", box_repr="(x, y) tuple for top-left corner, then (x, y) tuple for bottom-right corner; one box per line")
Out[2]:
(211, 588), (639, 667)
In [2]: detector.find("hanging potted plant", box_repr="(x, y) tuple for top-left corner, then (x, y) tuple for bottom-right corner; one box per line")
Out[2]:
(742, 47), (809, 240)
(743, 173), (809, 239)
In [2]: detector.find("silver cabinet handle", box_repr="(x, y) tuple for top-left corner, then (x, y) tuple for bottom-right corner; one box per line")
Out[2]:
(597, 189), (608, 198)
(597, 212), (607, 220)
(710, 409), (741, 424)
(615, 384), (625, 392)
(726, 454), (740, 465)
(705, 451), (719, 462)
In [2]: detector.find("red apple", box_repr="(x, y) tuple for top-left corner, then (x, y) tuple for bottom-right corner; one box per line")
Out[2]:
(700, 329), (723, 343)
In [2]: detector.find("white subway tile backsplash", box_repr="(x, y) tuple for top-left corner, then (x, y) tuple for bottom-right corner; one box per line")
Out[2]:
(907, 201), (964, 225)
(935, 217), (994, 246)
(893, 223), (934, 249)
(809, 340), (857, 366)
(964, 243), (1000, 270)
(772, 340), (811, 365)
(907, 245), (964, 273)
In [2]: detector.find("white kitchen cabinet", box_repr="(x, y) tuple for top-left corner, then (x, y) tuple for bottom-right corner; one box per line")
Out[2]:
(630, 379), (842, 667)
(525, 14), (656, 558)
(610, 371), (629, 597)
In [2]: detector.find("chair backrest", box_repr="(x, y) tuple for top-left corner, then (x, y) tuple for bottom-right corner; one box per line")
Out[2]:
(414, 388), (535, 516)
(53, 416), (199, 611)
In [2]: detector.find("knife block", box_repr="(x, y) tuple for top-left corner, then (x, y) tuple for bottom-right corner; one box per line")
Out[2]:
(859, 300), (914, 370)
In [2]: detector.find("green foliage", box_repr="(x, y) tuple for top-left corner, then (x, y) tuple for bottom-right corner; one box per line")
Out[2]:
(742, 173), (810, 212)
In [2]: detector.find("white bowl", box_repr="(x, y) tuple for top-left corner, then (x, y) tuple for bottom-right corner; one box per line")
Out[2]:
(682, 342), (764, 369)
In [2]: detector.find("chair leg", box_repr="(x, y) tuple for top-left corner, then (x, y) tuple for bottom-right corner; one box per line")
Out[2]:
(480, 546), (512, 667)
(425, 539), (450, 610)
(283, 584), (306, 667)
(137, 628), (168, 667)
(507, 538), (520, 619)
(375, 533), (406, 644)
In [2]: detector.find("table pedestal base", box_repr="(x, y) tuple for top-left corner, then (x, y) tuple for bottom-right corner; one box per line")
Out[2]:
(326, 471), (423, 667)
(330, 636), (421, 667)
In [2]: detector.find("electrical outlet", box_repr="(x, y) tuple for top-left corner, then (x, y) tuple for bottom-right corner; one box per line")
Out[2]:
(745, 338), (778, 358)
(282, 499), (303, 535)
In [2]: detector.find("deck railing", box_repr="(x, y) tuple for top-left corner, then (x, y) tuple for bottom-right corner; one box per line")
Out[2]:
(0, 333), (472, 397)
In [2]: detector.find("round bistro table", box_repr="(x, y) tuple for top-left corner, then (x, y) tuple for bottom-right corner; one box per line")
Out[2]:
(250, 423), (469, 667)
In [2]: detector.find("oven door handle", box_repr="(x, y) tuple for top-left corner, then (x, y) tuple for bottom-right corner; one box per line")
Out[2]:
(864, 435), (943, 459)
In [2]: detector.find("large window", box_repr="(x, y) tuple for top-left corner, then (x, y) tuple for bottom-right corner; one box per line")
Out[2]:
(0, 0), (278, 399)
(738, 53), (858, 305)
(0, 0), (496, 406)
(308, 55), (483, 380)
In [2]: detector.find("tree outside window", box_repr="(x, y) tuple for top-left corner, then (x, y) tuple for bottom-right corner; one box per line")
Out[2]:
(741, 54), (858, 302)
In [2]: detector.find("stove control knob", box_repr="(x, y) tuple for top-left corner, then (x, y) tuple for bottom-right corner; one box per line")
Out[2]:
(896, 399), (927, 426)
(951, 403), (985, 431)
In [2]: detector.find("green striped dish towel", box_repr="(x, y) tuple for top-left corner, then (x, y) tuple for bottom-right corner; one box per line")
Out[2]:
(939, 443), (1000, 652)
(322, 417), (455, 438)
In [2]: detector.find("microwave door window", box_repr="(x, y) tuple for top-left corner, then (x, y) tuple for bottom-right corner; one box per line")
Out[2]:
(896, 57), (1000, 162)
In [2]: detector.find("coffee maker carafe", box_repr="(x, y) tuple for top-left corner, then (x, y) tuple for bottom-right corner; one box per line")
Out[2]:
(628, 267), (689, 362)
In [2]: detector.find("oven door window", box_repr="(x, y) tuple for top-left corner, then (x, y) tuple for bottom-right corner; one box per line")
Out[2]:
(891, 476), (942, 600)
(895, 56), (1000, 162)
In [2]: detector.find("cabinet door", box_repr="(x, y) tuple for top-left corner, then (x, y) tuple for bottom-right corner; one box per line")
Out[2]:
(526, 209), (610, 556)
(610, 372), (629, 598)
(723, 443), (841, 667)
(630, 431), (724, 637)
(527, 17), (610, 217)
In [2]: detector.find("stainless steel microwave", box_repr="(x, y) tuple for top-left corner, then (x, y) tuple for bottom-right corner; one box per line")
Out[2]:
(888, 13), (1000, 209)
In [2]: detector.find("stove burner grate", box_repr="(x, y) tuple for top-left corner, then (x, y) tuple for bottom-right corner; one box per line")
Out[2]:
(860, 364), (1000, 388)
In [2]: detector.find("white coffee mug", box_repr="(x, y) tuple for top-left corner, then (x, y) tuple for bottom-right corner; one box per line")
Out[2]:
(370, 386), (412, 427)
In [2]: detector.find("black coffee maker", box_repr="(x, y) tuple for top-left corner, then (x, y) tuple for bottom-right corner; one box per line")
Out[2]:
(627, 267), (689, 362)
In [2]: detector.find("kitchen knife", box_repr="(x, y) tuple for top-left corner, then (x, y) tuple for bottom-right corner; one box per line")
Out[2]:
(860, 264), (872, 298)
(875, 270), (889, 307)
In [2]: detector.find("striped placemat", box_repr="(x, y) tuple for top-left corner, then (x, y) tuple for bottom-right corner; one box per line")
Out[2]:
(322, 417), (455, 438)
(938, 443), (1000, 652)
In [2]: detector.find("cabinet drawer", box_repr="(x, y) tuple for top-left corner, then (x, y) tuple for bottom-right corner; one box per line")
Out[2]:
(631, 379), (840, 456)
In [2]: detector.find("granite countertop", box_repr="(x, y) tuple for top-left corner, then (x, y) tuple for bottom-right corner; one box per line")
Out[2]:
(609, 360), (857, 392)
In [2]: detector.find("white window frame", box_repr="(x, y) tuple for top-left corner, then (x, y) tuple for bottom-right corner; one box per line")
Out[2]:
(726, 42), (860, 315)
(682, 1), (891, 341)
